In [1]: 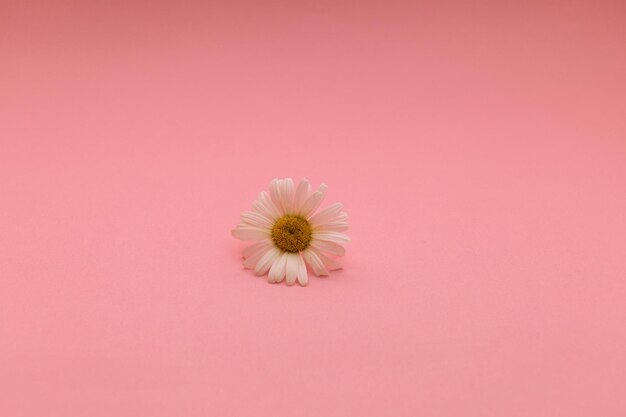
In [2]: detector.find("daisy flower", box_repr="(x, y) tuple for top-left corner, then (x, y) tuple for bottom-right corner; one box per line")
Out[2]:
(232, 178), (350, 286)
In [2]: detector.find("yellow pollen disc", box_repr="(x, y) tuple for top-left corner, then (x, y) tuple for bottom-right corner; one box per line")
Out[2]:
(271, 215), (312, 253)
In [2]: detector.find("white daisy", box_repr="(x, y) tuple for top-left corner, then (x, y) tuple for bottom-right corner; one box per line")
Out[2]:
(232, 178), (350, 286)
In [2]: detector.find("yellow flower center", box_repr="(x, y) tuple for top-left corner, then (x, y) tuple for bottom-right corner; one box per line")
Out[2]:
(271, 215), (312, 253)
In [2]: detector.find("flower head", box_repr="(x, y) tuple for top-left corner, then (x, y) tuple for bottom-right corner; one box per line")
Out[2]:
(232, 178), (349, 286)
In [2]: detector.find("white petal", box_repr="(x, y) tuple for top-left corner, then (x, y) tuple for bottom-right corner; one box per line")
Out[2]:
(315, 211), (349, 225)
(269, 179), (285, 216)
(279, 178), (295, 215)
(300, 183), (328, 218)
(310, 240), (345, 257)
(262, 191), (282, 219)
(302, 248), (329, 276)
(312, 221), (349, 232)
(254, 247), (281, 276)
(299, 191), (323, 218)
(253, 191), (281, 220)
(301, 184), (328, 217)
(232, 225), (271, 241)
(243, 247), (272, 269)
(312, 231), (351, 244)
(296, 254), (308, 286)
(318, 252), (342, 271)
(269, 252), (288, 283)
(309, 203), (343, 227)
(285, 253), (299, 285)
(293, 178), (311, 214)
(242, 240), (273, 269)
(241, 211), (273, 229)
(242, 238), (273, 259)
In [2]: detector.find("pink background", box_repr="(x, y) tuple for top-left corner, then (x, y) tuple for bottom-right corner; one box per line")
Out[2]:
(1, 1), (626, 416)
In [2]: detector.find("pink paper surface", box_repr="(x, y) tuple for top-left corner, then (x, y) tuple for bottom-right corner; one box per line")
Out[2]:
(1, 1), (625, 416)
